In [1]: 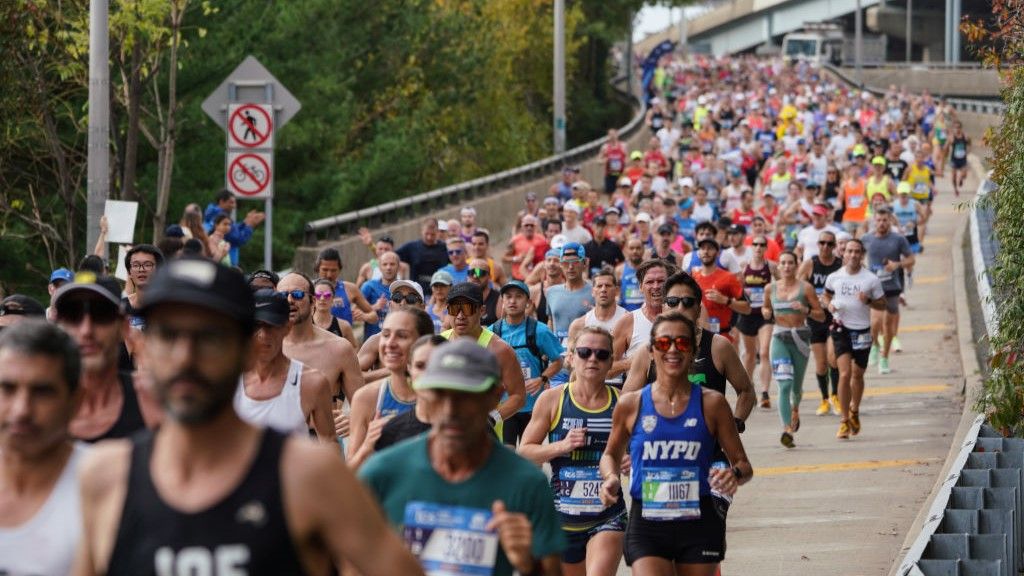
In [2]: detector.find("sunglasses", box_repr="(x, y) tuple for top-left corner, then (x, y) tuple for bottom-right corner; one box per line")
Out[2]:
(752, 242), (768, 247)
(391, 293), (423, 305)
(313, 292), (333, 301)
(818, 241), (836, 247)
(575, 347), (611, 361)
(652, 335), (692, 353)
(446, 302), (479, 317)
(277, 290), (306, 300)
(664, 296), (698, 309)
(469, 267), (489, 279)
(447, 249), (465, 256)
(57, 298), (120, 325)
(523, 223), (536, 228)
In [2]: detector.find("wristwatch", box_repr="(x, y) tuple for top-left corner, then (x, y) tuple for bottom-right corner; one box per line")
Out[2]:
(734, 417), (746, 433)
(540, 375), (550, 386)
(732, 466), (744, 480)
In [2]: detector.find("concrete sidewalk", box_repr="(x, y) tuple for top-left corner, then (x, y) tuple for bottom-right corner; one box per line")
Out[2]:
(612, 166), (979, 576)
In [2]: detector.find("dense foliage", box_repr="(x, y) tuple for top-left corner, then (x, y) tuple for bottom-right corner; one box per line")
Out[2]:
(1, 0), (665, 298)
(964, 1), (1024, 434)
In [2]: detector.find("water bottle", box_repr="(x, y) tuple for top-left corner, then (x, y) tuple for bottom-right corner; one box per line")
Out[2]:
(708, 316), (721, 334)
(709, 460), (733, 504)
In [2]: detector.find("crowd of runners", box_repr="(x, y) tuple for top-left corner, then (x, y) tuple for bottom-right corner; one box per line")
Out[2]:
(0, 54), (969, 576)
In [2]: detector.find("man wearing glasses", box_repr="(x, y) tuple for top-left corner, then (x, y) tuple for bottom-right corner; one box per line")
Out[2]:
(439, 237), (471, 283)
(54, 275), (161, 442)
(123, 244), (164, 331)
(278, 272), (364, 407)
(235, 290), (335, 441)
(359, 251), (402, 338)
(440, 282), (525, 427)
(466, 257), (502, 327)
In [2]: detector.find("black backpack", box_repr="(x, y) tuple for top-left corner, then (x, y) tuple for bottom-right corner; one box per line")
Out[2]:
(492, 317), (549, 372)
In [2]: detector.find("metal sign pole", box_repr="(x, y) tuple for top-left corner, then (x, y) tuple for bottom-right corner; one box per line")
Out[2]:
(264, 197), (272, 270)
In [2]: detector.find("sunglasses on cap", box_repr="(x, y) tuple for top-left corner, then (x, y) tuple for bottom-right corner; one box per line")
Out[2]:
(277, 290), (307, 300)
(57, 298), (120, 325)
(651, 335), (692, 353)
(469, 267), (489, 279)
(391, 293), (423, 305)
(446, 302), (479, 317)
(575, 347), (611, 361)
(664, 296), (698, 309)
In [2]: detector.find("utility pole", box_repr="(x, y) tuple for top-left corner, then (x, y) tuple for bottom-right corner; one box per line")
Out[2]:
(679, 7), (688, 54)
(87, 0), (110, 256)
(553, 0), (566, 154)
(951, 0), (961, 63)
(906, 0), (913, 62)
(855, 0), (863, 86)
(625, 14), (634, 97)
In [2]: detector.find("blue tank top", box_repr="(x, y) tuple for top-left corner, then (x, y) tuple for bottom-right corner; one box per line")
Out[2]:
(426, 306), (444, 333)
(629, 384), (716, 520)
(548, 384), (624, 530)
(893, 201), (918, 238)
(619, 262), (643, 311)
(331, 281), (353, 324)
(375, 379), (415, 418)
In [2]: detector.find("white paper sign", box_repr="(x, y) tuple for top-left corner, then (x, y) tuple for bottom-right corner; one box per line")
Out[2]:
(114, 244), (130, 282)
(104, 200), (139, 244)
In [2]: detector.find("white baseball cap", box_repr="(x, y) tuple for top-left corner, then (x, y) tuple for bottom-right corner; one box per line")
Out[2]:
(635, 212), (652, 224)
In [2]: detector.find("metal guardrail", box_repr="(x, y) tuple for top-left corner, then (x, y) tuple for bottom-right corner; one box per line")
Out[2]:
(302, 76), (646, 247)
(822, 63), (1006, 116)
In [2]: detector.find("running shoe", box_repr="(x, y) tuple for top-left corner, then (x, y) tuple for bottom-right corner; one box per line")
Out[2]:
(830, 394), (841, 415)
(781, 431), (795, 448)
(879, 357), (891, 374)
(816, 398), (830, 416)
(850, 411), (861, 435)
(837, 421), (851, 439)
(760, 391), (771, 409)
(868, 344), (879, 366)
(892, 336), (903, 352)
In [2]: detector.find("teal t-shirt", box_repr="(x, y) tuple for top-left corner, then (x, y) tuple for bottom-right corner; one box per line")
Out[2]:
(358, 435), (566, 576)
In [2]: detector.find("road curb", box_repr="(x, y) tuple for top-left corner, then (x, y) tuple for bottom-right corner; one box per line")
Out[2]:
(886, 155), (989, 576)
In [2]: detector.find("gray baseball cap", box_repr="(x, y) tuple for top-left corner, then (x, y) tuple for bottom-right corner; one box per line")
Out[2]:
(412, 339), (499, 394)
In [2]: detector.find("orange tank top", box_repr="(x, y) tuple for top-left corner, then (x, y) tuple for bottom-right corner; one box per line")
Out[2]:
(842, 179), (868, 223)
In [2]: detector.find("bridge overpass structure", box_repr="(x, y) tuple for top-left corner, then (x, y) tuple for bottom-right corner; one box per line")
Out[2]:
(638, 0), (991, 65)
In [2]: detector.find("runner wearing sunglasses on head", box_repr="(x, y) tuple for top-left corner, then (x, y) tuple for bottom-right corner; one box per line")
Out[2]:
(518, 326), (626, 576)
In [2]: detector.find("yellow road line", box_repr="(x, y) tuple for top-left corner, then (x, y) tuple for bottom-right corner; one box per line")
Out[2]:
(863, 384), (951, 397)
(758, 458), (941, 476)
(914, 275), (948, 285)
(900, 323), (952, 333)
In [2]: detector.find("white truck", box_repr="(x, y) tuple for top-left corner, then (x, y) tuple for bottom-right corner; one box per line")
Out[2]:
(782, 24), (886, 65)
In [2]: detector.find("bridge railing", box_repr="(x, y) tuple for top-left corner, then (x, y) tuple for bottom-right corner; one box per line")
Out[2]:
(302, 76), (645, 248)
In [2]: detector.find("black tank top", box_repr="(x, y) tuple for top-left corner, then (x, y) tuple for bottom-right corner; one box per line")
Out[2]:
(481, 287), (500, 327)
(810, 256), (842, 292)
(107, 430), (307, 576)
(536, 282), (550, 325)
(326, 315), (343, 338)
(645, 329), (726, 395)
(82, 372), (146, 443)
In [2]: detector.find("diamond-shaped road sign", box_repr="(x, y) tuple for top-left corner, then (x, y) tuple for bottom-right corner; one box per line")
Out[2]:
(201, 56), (301, 131)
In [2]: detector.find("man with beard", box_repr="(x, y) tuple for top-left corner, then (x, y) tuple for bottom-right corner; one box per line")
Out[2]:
(75, 259), (423, 576)
(692, 239), (749, 341)
(54, 276), (161, 442)
(234, 290), (336, 441)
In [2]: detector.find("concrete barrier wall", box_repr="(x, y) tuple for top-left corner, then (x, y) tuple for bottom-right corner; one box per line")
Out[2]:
(291, 125), (653, 280)
(841, 67), (1002, 99)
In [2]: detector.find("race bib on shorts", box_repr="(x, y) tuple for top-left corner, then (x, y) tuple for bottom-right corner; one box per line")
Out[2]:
(641, 467), (700, 521)
(772, 357), (794, 379)
(557, 467), (605, 515)
(850, 329), (873, 351)
(403, 502), (498, 576)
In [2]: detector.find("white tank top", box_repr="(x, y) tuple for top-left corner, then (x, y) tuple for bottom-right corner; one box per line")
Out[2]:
(234, 359), (308, 435)
(584, 306), (627, 334)
(0, 443), (87, 576)
(625, 308), (654, 359)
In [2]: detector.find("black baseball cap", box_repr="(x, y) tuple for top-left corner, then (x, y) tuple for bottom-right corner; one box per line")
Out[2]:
(247, 269), (280, 286)
(657, 223), (674, 235)
(253, 289), (290, 327)
(140, 258), (255, 333)
(0, 295), (45, 317)
(53, 273), (123, 310)
(447, 282), (483, 305)
(697, 238), (720, 250)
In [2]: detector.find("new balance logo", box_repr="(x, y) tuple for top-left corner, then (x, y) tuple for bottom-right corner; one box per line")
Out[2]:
(684, 418), (698, 427)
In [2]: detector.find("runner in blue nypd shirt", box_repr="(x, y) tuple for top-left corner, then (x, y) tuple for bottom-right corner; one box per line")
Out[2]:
(599, 312), (752, 573)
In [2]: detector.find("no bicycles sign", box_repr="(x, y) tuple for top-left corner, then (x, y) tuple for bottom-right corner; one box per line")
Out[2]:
(226, 151), (273, 198)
